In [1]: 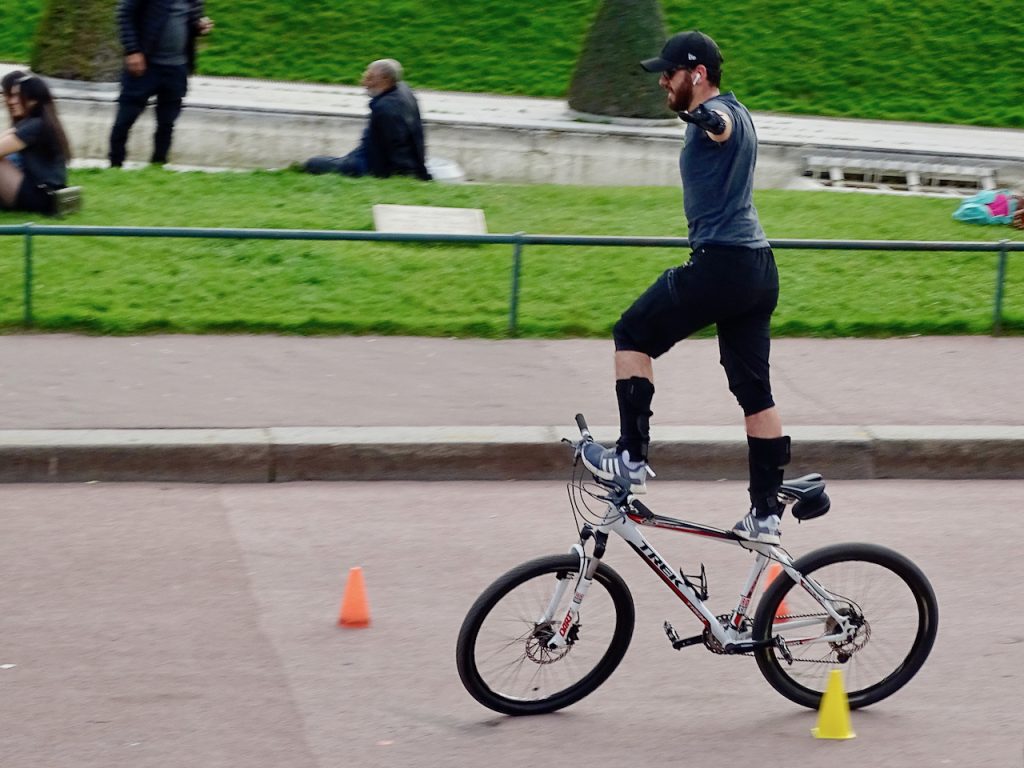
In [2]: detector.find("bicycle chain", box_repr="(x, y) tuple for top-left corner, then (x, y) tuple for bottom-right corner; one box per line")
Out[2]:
(710, 613), (847, 663)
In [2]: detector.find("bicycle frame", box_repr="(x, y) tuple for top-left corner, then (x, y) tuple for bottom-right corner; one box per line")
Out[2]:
(545, 493), (854, 653)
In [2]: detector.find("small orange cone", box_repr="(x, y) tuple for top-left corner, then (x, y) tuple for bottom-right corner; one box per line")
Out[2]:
(812, 669), (856, 739)
(338, 566), (371, 628)
(766, 563), (791, 620)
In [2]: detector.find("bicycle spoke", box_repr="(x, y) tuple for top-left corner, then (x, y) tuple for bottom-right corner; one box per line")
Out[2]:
(466, 562), (625, 706)
(758, 549), (935, 708)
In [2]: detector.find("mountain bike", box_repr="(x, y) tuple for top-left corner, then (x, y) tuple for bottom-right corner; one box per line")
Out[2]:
(456, 414), (938, 716)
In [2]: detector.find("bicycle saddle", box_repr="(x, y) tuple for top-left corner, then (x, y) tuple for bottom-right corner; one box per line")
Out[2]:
(779, 473), (831, 521)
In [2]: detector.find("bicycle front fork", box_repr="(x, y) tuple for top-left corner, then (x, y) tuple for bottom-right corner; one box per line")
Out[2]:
(544, 527), (606, 650)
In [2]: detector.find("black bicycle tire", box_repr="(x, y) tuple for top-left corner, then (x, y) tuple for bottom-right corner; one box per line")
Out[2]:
(752, 542), (938, 710)
(456, 553), (635, 715)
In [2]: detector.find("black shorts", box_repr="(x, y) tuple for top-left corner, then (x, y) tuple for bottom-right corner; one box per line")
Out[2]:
(614, 244), (779, 411)
(15, 178), (57, 216)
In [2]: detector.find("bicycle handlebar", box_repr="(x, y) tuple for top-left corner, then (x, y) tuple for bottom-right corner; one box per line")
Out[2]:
(575, 413), (592, 442)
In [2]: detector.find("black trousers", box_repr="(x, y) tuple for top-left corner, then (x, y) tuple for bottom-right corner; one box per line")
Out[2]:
(613, 244), (779, 416)
(109, 63), (189, 166)
(303, 150), (368, 177)
(12, 177), (57, 215)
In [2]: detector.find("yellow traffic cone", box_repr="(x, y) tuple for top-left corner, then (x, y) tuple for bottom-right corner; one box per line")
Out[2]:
(811, 669), (856, 739)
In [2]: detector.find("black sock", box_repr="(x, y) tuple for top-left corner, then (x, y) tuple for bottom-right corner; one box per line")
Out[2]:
(614, 377), (654, 461)
(748, 435), (791, 517)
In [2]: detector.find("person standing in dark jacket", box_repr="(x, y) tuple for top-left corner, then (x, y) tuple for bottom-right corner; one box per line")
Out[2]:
(304, 59), (431, 180)
(108, 0), (214, 167)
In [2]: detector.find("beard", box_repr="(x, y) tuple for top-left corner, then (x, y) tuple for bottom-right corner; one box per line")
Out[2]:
(665, 78), (693, 112)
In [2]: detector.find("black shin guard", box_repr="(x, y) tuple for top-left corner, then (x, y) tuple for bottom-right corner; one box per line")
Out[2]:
(614, 377), (654, 461)
(748, 435), (791, 517)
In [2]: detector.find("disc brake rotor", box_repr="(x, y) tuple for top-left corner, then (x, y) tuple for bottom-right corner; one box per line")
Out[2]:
(825, 605), (870, 660)
(525, 622), (573, 664)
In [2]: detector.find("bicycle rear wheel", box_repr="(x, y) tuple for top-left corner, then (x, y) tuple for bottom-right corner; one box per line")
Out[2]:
(456, 553), (635, 715)
(752, 543), (938, 709)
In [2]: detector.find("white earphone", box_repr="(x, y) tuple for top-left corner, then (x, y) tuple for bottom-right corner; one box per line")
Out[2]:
(692, 73), (701, 85)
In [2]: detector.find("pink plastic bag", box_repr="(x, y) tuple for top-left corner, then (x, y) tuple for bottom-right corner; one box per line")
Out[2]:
(987, 194), (1010, 217)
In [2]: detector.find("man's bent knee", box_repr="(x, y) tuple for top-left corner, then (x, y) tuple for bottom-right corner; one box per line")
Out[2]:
(730, 379), (775, 417)
(613, 315), (652, 355)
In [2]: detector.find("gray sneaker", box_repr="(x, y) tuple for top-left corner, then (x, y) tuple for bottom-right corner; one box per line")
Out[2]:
(732, 510), (782, 544)
(580, 442), (652, 493)
(53, 186), (82, 217)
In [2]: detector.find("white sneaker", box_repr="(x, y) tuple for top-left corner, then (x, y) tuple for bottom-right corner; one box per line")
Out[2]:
(732, 509), (781, 544)
(580, 443), (653, 493)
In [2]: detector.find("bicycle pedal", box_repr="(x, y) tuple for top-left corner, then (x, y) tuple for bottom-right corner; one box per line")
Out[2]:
(774, 636), (794, 665)
(663, 621), (702, 650)
(663, 621), (680, 644)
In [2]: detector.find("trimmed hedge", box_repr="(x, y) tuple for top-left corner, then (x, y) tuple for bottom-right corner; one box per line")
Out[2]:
(567, 0), (671, 119)
(30, 0), (121, 82)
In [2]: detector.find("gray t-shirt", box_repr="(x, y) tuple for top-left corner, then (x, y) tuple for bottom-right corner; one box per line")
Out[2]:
(151, 0), (191, 66)
(679, 92), (769, 250)
(14, 117), (67, 189)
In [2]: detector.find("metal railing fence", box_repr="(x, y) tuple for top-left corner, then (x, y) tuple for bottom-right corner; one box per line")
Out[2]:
(1, 224), (1021, 335)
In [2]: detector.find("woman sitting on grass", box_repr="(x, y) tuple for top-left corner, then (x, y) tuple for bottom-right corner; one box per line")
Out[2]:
(0, 75), (74, 216)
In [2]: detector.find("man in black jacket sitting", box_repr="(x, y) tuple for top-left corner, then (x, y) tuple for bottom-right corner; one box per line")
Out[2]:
(305, 59), (431, 180)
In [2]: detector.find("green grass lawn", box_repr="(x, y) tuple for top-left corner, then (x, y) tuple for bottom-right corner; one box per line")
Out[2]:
(1, 168), (1021, 337)
(2, 1), (1023, 127)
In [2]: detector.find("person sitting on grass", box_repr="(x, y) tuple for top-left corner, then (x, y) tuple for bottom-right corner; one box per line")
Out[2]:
(0, 75), (78, 216)
(304, 59), (431, 181)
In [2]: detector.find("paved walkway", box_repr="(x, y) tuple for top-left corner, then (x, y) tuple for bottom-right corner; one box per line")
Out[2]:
(1, 335), (1019, 429)
(0, 334), (1020, 482)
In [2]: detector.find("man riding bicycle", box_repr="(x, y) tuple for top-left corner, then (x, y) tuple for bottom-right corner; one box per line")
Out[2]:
(581, 30), (790, 545)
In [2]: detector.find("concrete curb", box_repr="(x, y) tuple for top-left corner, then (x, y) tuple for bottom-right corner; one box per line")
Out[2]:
(1, 426), (1022, 482)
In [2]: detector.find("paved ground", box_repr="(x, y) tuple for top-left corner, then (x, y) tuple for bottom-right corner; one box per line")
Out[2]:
(0, 334), (1019, 429)
(1, 480), (1020, 768)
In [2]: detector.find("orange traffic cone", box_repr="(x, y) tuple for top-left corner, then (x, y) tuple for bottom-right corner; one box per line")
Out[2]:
(338, 566), (371, 628)
(766, 563), (791, 620)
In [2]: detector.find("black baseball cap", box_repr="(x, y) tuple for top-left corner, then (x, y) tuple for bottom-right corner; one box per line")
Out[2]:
(640, 30), (723, 73)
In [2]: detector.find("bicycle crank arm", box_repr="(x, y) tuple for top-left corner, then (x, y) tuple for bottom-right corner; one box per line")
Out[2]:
(723, 635), (794, 663)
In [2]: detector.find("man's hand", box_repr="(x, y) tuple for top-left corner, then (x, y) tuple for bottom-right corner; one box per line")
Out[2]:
(125, 52), (146, 77)
(197, 16), (214, 35)
(677, 104), (728, 136)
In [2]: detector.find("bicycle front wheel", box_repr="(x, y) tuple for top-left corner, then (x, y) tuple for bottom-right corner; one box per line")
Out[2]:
(752, 543), (938, 710)
(456, 554), (635, 715)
